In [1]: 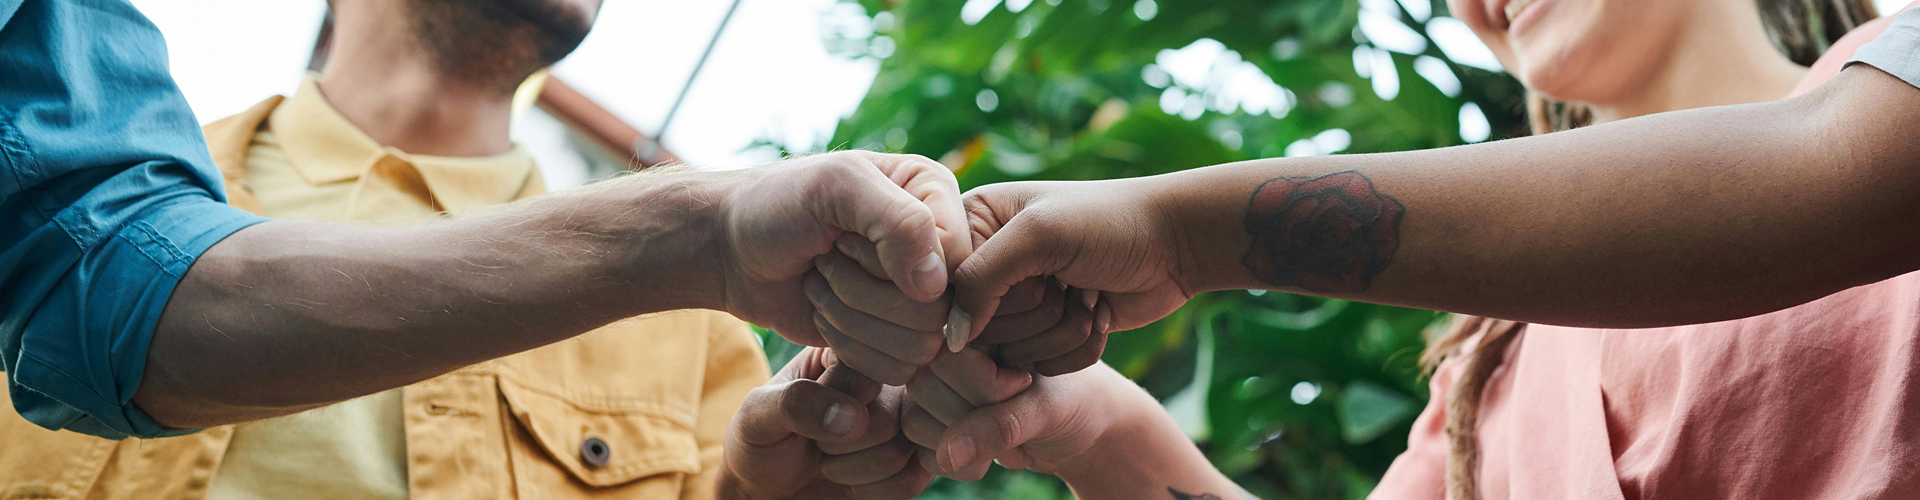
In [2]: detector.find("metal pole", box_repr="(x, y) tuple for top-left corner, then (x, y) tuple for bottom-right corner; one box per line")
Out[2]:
(638, 0), (747, 163)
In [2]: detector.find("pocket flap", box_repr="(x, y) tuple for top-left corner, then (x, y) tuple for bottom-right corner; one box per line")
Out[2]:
(497, 377), (700, 487)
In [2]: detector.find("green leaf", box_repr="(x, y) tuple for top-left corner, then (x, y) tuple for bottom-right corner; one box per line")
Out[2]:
(1335, 380), (1418, 444)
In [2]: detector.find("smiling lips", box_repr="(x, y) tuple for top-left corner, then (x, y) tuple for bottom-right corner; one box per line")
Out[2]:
(1504, 0), (1536, 26)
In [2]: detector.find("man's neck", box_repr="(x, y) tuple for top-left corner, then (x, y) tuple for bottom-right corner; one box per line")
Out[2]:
(314, 52), (520, 158)
(1586, 4), (1808, 124)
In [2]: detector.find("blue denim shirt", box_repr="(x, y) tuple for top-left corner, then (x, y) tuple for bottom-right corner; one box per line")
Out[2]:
(1, 0), (266, 439)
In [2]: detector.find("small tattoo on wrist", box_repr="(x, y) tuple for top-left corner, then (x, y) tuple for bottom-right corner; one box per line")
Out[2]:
(1241, 170), (1403, 293)
(1168, 487), (1225, 500)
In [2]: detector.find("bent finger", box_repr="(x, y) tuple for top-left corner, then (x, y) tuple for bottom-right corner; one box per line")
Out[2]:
(1032, 324), (1110, 377)
(904, 367), (975, 425)
(848, 458), (937, 500)
(900, 399), (946, 450)
(807, 271), (945, 366)
(929, 347), (1032, 406)
(997, 293), (1095, 367)
(821, 433), (916, 485)
(816, 313), (918, 385)
(814, 248), (950, 333)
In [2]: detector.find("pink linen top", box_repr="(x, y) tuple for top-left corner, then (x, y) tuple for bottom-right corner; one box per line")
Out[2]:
(1370, 9), (1918, 499)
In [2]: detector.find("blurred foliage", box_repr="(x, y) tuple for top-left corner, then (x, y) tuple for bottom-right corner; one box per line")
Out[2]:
(758, 0), (1531, 498)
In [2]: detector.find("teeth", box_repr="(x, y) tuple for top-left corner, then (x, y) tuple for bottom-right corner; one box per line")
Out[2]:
(1504, 0), (1533, 24)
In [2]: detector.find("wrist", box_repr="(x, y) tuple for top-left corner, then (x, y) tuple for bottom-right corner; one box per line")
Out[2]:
(1138, 170), (1239, 294)
(1049, 369), (1166, 482)
(567, 169), (737, 313)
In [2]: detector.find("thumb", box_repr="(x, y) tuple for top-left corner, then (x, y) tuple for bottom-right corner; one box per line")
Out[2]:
(813, 152), (950, 303)
(724, 376), (866, 497)
(738, 378), (870, 447)
(738, 348), (872, 447)
(934, 387), (1055, 473)
(950, 188), (1058, 348)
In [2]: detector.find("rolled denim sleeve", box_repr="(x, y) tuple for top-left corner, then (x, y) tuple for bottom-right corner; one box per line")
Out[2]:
(0, 0), (267, 439)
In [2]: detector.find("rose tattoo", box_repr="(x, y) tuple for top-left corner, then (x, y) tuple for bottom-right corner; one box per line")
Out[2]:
(1241, 170), (1404, 293)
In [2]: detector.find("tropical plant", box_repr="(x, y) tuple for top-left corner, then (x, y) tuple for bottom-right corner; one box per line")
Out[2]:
(759, 0), (1531, 498)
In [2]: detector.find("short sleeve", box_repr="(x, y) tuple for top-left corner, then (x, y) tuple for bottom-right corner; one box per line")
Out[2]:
(0, 0), (267, 439)
(1849, 7), (1920, 89)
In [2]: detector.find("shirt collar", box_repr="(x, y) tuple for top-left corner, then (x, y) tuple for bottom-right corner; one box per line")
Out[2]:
(268, 75), (538, 212)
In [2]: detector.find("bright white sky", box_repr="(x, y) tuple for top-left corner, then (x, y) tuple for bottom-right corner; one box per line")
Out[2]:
(131, 0), (878, 167)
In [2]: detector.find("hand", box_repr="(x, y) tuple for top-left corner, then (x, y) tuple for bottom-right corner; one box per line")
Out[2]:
(721, 151), (968, 347)
(806, 233), (1101, 384)
(719, 347), (934, 500)
(897, 345), (1036, 480)
(899, 360), (1147, 479)
(951, 179), (1194, 351)
(903, 360), (1253, 499)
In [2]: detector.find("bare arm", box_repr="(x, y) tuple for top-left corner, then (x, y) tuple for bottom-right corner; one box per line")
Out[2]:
(900, 361), (1251, 500)
(1049, 373), (1252, 500)
(136, 152), (966, 428)
(953, 66), (1920, 334)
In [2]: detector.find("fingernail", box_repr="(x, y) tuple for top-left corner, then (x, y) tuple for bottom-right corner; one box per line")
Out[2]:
(834, 237), (857, 256)
(913, 252), (946, 298)
(943, 435), (975, 472)
(824, 402), (857, 437)
(1094, 302), (1112, 335)
(945, 306), (972, 353)
(1078, 288), (1098, 311)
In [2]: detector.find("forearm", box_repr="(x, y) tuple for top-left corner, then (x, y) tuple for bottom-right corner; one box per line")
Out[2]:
(135, 173), (732, 427)
(1161, 68), (1920, 328)
(1054, 379), (1248, 500)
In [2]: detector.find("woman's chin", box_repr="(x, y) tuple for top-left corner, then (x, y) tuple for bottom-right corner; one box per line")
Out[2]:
(1514, 56), (1599, 103)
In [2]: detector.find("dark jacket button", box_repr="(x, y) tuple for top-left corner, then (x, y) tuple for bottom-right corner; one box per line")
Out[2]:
(581, 437), (611, 468)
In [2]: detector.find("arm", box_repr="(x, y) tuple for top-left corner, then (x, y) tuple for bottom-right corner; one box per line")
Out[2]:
(900, 361), (1251, 500)
(0, 0), (269, 439)
(137, 151), (964, 428)
(1053, 389), (1252, 500)
(953, 66), (1920, 333)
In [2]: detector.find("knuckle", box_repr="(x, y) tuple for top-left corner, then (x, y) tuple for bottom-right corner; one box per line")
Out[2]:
(742, 384), (786, 412)
(890, 203), (938, 240)
(905, 335), (943, 366)
(962, 196), (1001, 237)
(988, 409), (1024, 449)
(875, 363), (917, 386)
(776, 383), (818, 420)
(1067, 315), (1094, 342)
(818, 152), (869, 177)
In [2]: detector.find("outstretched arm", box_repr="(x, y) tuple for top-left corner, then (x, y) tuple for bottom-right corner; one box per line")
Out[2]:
(137, 151), (966, 428)
(953, 65), (1920, 335)
(900, 361), (1252, 499)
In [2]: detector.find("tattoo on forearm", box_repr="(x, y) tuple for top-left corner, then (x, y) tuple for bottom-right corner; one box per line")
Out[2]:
(1168, 487), (1224, 500)
(1241, 170), (1403, 293)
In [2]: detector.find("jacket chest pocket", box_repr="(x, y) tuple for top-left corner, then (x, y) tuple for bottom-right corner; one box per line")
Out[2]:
(498, 376), (700, 497)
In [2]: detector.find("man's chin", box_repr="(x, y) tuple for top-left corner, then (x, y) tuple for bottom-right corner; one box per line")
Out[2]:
(494, 0), (596, 59)
(408, 0), (598, 80)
